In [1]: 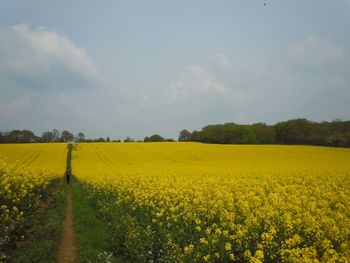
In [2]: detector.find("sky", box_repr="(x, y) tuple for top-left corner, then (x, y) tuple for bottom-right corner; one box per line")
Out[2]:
(0, 0), (349, 140)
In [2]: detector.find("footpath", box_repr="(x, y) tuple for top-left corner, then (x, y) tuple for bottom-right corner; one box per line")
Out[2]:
(58, 144), (77, 263)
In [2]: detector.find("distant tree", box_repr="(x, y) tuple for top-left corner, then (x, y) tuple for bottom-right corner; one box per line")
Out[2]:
(42, 131), (54, 142)
(193, 123), (257, 144)
(61, 130), (74, 142)
(327, 133), (346, 147)
(76, 132), (85, 142)
(197, 125), (223, 143)
(97, 137), (106, 142)
(227, 125), (257, 144)
(52, 129), (61, 142)
(251, 123), (276, 144)
(181, 118), (350, 146)
(144, 134), (164, 142)
(8, 130), (22, 143)
(124, 137), (134, 142)
(106, 137), (110, 142)
(191, 130), (200, 141)
(34, 135), (42, 142)
(21, 130), (36, 143)
(2, 132), (10, 143)
(275, 119), (312, 144)
(4, 130), (36, 143)
(0, 132), (3, 143)
(179, 129), (192, 141)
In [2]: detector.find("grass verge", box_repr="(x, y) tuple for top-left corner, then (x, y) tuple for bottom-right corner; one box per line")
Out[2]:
(7, 179), (67, 263)
(71, 178), (127, 263)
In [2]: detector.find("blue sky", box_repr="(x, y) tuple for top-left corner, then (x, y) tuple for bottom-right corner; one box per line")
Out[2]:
(0, 0), (349, 139)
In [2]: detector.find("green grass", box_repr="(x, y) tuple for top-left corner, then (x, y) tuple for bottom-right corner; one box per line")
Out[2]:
(8, 179), (67, 263)
(71, 178), (127, 263)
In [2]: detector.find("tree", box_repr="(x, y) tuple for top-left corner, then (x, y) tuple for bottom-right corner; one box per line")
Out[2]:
(61, 130), (74, 142)
(42, 131), (54, 142)
(144, 134), (164, 142)
(52, 129), (61, 142)
(8, 130), (22, 143)
(189, 131), (198, 141)
(251, 123), (276, 144)
(124, 137), (134, 142)
(275, 119), (312, 144)
(21, 130), (36, 143)
(327, 133), (346, 147)
(76, 132), (85, 142)
(179, 129), (192, 141)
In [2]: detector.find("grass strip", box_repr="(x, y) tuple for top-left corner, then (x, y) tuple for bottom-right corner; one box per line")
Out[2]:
(71, 179), (127, 263)
(8, 180), (67, 263)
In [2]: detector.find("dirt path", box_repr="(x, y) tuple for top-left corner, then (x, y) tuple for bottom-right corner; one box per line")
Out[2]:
(58, 187), (77, 263)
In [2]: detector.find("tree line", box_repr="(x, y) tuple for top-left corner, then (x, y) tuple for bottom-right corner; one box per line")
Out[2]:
(1, 118), (349, 147)
(179, 118), (350, 147)
(0, 129), (85, 143)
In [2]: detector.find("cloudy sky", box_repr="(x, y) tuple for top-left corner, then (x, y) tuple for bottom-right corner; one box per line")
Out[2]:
(0, 0), (349, 140)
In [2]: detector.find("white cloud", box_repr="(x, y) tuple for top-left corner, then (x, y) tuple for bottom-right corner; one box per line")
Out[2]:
(213, 53), (233, 71)
(169, 66), (226, 99)
(289, 36), (343, 66)
(0, 23), (103, 90)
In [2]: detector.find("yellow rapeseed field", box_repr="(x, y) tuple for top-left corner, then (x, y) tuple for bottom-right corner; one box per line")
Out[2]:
(0, 143), (66, 259)
(73, 142), (350, 262)
(0, 143), (67, 173)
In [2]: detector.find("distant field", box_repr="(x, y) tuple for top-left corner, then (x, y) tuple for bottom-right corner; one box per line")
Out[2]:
(0, 143), (67, 173)
(73, 142), (350, 175)
(73, 143), (350, 262)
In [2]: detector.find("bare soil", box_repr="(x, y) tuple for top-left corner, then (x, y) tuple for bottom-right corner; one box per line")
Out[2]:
(58, 187), (77, 263)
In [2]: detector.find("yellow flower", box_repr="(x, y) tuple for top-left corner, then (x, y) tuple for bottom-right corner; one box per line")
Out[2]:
(255, 250), (264, 260)
(184, 244), (194, 254)
(225, 242), (232, 251)
(229, 253), (235, 260)
(200, 237), (209, 245)
(203, 254), (210, 262)
(205, 227), (212, 235)
(215, 228), (222, 235)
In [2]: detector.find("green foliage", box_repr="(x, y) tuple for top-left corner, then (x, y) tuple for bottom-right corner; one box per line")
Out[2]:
(181, 119), (350, 147)
(124, 137), (134, 143)
(61, 130), (74, 142)
(0, 130), (36, 143)
(251, 123), (276, 144)
(71, 180), (127, 263)
(144, 134), (165, 142)
(179, 130), (192, 142)
(190, 123), (257, 144)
